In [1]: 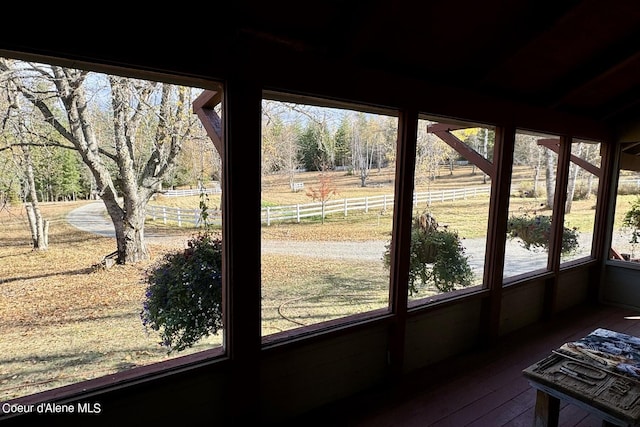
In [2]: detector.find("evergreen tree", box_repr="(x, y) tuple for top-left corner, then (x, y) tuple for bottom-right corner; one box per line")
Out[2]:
(334, 118), (352, 169)
(298, 122), (331, 171)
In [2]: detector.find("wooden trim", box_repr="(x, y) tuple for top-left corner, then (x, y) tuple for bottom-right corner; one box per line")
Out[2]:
(261, 310), (393, 354)
(482, 125), (515, 343)
(597, 140), (620, 304)
(594, 141), (615, 262)
(223, 78), (262, 423)
(545, 136), (572, 318)
(388, 108), (418, 378)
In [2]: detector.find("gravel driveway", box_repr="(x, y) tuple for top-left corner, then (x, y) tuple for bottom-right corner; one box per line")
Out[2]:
(67, 201), (619, 276)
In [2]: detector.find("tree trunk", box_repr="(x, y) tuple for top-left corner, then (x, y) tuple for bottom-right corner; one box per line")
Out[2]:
(565, 144), (582, 214)
(482, 129), (488, 184)
(565, 163), (576, 214)
(532, 164), (540, 198)
(544, 149), (555, 209)
(22, 146), (48, 250)
(100, 192), (149, 263)
(121, 202), (149, 263)
(25, 204), (49, 250)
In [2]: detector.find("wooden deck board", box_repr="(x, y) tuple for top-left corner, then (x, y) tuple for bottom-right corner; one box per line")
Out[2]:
(282, 304), (640, 426)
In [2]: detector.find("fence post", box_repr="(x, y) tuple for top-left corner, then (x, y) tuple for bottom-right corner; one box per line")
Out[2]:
(344, 199), (348, 217)
(266, 207), (271, 226)
(195, 209), (200, 227)
(297, 205), (301, 223)
(162, 207), (167, 225)
(365, 197), (369, 213)
(177, 207), (182, 227)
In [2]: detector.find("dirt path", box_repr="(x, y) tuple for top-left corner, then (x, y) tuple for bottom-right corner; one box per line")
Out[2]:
(66, 201), (610, 275)
(66, 202), (390, 261)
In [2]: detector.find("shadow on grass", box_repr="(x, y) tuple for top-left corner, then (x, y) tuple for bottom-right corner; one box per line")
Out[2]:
(263, 272), (389, 327)
(0, 250), (34, 260)
(49, 233), (112, 245)
(0, 266), (97, 285)
(0, 306), (145, 330)
(0, 346), (164, 391)
(1, 342), (221, 399)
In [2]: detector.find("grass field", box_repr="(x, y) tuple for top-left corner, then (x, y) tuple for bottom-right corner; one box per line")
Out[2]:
(0, 203), (220, 401)
(1, 164), (638, 401)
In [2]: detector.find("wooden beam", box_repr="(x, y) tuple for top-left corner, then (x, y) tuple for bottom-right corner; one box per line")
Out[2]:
(622, 141), (640, 153)
(537, 138), (601, 177)
(545, 136), (572, 318)
(482, 124), (514, 344)
(192, 85), (223, 111)
(388, 108), (418, 379)
(427, 123), (494, 177)
(620, 152), (640, 171)
(223, 78), (262, 423)
(193, 89), (224, 157)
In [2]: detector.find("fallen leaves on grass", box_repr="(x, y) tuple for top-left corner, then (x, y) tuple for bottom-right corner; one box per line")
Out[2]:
(0, 202), (221, 401)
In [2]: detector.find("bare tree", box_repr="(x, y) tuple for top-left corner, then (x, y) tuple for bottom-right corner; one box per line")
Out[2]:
(415, 120), (452, 184)
(544, 148), (556, 209)
(565, 142), (583, 214)
(20, 145), (48, 249)
(351, 113), (375, 187)
(0, 58), (199, 263)
(262, 101), (305, 189)
(0, 76), (49, 249)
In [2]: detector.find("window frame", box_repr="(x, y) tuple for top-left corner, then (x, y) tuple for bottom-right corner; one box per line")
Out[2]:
(0, 56), (230, 408)
(259, 90), (402, 344)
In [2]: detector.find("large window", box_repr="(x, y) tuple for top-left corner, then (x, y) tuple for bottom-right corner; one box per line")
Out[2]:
(561, 139), (602, 264)
(610, 143), (640, 262)
(260, 95), (398, 340)
(504, 130), (560, 279)
(407, 118), (493, 305)
(0, 57), (224, 402)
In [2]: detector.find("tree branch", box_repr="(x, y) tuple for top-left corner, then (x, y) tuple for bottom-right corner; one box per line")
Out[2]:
(0, 141), (117, 161)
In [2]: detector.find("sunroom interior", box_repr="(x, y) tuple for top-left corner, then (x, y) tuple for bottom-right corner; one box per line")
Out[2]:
(3, 1), (640, 425)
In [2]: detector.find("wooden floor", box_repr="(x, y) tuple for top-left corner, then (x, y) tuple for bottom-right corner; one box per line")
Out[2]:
(283, 303), (640, 427)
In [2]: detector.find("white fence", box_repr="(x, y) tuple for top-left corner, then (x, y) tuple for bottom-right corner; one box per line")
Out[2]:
(146, 186), (490, 227)
(161, 187), (221, 197)
(619, 178), (640, 189)
(146, 205), (222, 227)
(262, 186), (489, 225)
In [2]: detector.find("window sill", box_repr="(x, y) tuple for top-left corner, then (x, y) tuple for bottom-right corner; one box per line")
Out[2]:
(1, 346), (226, 419)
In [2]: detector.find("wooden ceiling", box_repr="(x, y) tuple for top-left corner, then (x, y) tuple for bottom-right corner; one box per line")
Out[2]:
(2, 1), (640, 130)
(232, 0), (640, 125)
